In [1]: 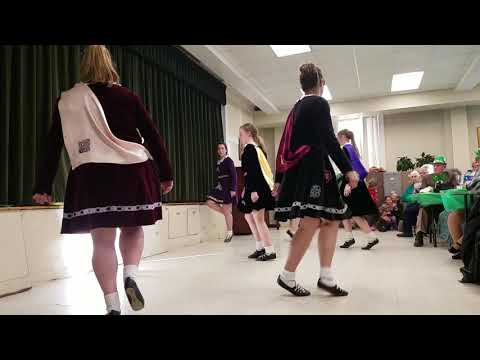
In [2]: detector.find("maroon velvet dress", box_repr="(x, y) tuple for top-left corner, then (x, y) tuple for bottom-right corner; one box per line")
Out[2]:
(34, 83), (173, 234)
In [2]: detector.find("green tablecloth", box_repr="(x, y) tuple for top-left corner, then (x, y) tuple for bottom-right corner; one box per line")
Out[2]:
(410, 192), (443, 207)
(441, 188), (468, 212)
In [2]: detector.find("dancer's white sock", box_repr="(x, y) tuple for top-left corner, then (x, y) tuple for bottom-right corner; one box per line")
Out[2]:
(367, 231), (377, 242)
(320, 267), (337, 287)
(123, 265), (138, 282)
(255, 241), (263, 251)
(226, 230), (233, 236)
(264, 245), (275, 255)
(104, 292), (121, 313)
(280, 269), (296, 288)
(344, 231), (354, 241)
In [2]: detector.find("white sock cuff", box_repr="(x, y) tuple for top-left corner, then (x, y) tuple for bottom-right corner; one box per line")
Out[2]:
(123, 265), (138, 281)
(255, 241), (263, 251)
(281, 269), (296, 282)
(367, 231), (377, 240)
(104, 292), (121, 312)
(264, 245), (275, 254)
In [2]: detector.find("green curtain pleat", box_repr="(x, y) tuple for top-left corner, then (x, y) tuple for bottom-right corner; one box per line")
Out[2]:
(0, 45), (224, 205)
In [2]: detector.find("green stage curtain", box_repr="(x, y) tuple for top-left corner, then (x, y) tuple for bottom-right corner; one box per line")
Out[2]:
(0, 45), (224, 205)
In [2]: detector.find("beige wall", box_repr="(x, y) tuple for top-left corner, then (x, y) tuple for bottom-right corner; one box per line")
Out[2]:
(225, 88), (254, 166)
(384, 109), (453, 171)
(468, 106), (480, 162)
(258, 128), (275, 171)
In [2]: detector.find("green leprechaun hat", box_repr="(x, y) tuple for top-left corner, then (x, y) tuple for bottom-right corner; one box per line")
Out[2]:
(433, 155), (447, 165)
(474, 149), (480, 161)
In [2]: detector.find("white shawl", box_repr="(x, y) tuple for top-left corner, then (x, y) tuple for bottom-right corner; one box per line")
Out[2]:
(58, 83), (151, 170)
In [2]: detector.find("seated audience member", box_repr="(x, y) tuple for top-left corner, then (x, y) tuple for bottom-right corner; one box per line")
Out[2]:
(397, 170), (422, 238)
(414, 155), (459, 247)
(419, 164), (434, 177)
(367, 178), (378, 205)
(376, 196), (397, 232)
(447, 154), (480, 259)
(390, 191), (403, 221)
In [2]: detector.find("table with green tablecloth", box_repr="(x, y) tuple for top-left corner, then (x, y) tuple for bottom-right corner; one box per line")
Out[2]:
(410, 192), (443, 207)
(441, 188), (469, 213)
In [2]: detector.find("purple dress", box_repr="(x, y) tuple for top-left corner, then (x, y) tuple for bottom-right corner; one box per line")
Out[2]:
(342, 143), (367, 181)
(207, 156), (237, 205)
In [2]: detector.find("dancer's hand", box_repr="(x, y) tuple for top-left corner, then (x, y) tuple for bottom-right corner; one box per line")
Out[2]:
(33, 193), (52, 205)
(230, 191), (236, 198)
(251, 192), (259, 203)
(271, 182), (281, 197)
(346, 171), (359, 189)
(161, 180), (174, 194)
(343, 184), (352, 197)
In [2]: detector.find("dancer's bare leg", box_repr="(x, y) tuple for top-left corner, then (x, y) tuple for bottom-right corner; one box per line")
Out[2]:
(207, 199), (223, 214)
(245, 212), (262, 254)
(317, 219), (348, 295)
(353, 216), (380, 249)
(221, 204), (233, 232)
(253, 209), (273, 248)
(284, 217), (321, 272)
(119, 226), (146, 311)
(91, 228), (120, 314)
(277, 217), (321, 295)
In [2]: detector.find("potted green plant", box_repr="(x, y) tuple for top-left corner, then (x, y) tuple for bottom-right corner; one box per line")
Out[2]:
(415, 152), (435, 168)
(396, 156), (415, 172)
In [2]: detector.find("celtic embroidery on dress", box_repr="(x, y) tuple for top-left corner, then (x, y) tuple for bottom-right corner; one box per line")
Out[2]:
(310, 185), (322, 199)
(215, 183), (223, 190)
(78, 139), (91, 154)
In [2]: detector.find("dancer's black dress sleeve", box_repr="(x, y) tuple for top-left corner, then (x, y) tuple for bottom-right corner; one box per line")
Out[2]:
(227, 158), (237, 192)
(311, 99), (352, 174)
(243, 144), (263, 193)
(33, 98), (65, 195)
(135, 96), (174, 182)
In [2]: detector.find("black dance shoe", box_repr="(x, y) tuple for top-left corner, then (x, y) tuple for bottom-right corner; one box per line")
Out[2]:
(224, 233), (234, 243)
(277, 275), (311, 296)
(452, 252), (463, 260)
(248, 249), (265, 259)
(448, 246), (461, 254)
(414, 232), (424, 247)
(286, 230), (294, 238)
(125, 277), (145, 311)
(361, 239), (379, 250)
(340, 239), (355, 248)
(106, 310), (121, 315)
(257, 252), (276, 261)
(317, 279), (349, 296)
(397, 232), (413, 238)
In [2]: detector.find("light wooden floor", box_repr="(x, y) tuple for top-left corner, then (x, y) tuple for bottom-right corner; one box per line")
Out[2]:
(0, 229), (479, 315)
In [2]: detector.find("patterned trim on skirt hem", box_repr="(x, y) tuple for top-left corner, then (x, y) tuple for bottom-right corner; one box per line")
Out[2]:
(207, 196), (224, 204)
(275, 202), (350, 222)
(64, 202), (162, 219)
(275, 201), (348, 214)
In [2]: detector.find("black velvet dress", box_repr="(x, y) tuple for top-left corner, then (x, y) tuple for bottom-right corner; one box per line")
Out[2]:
(339, 148), (379, 217)
(274, 96), (352, 222)
(237, 144), (275, 213)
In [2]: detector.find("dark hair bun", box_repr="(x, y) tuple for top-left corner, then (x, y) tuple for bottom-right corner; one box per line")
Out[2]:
(299, 63), (323, 92)
(299, 63), (317, 75)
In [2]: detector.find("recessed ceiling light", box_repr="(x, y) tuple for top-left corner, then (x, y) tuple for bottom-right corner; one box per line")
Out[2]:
(270, 45), (311, 57)
(391, 71), (424, 92)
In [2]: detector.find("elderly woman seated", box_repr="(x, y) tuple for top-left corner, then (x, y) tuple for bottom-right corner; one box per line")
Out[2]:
(397, 170), (423, 238)
(445, 158), (480, 259)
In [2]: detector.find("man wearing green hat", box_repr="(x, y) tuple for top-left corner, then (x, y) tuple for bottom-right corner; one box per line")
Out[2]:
(414, 155), (459, 247)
